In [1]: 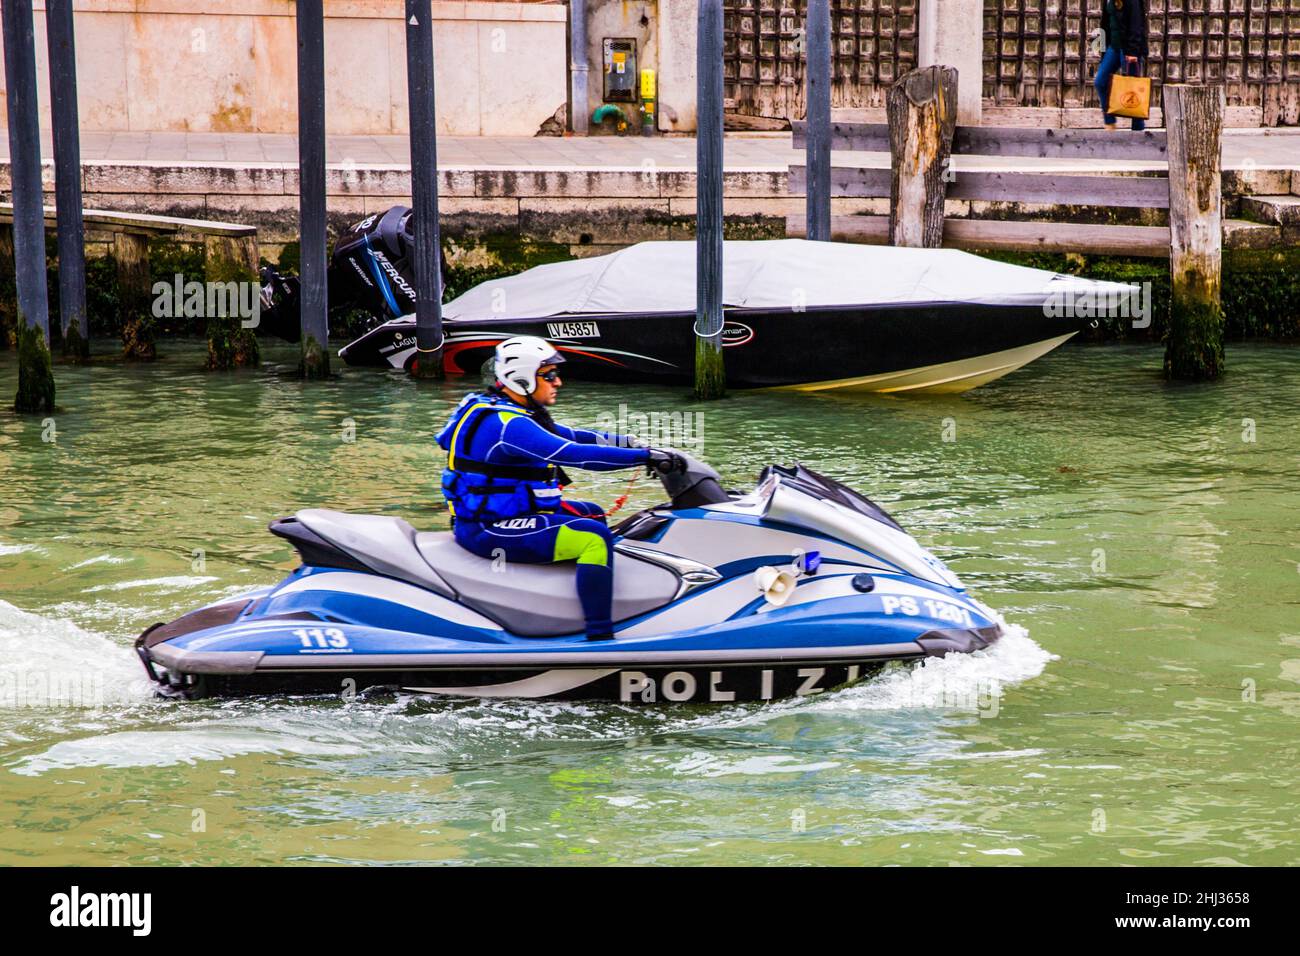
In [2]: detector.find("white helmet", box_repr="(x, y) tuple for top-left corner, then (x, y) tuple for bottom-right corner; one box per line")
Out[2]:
(493, 336), (565, 395)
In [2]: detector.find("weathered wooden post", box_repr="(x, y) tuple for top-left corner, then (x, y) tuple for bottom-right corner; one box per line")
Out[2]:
(1163, 84), (1225, 381)
(886, 65), (958, 248)
(297, 0), (330, 379)
(694, 0), (725, 400)
(805, 0), (832, 241)
(204, 235), (261, 369)
(405, 0), (445, 379)
(115, 231), (155, 359)
(2, 0), (55, 411)
(45, 0), (88, 360)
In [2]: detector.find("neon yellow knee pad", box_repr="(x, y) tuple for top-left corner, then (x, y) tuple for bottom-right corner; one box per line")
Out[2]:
(554, 524), (609, 566)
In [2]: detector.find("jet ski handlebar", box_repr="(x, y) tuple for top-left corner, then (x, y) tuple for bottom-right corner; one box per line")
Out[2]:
(656, 450), (730, 508)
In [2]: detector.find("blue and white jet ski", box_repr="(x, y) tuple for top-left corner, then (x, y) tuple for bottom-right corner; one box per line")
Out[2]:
(137, 458), (1004, 704)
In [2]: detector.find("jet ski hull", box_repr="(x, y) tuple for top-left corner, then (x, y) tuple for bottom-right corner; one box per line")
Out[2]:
(146, 660), (904, 704)
(140, 630), (998, 703)
(136, 570), (1003, 704)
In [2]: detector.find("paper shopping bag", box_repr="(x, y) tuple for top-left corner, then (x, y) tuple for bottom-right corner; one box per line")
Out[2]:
(1108, 73), (1151, 119)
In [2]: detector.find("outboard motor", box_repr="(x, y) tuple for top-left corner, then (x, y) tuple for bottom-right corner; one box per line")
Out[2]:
(329, 205), (420, 320)
(254, 205), (444, 342)
(257, 266), (302, 342)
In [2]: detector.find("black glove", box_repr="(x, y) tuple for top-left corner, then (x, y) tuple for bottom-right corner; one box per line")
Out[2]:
(647, 448), (687, 476)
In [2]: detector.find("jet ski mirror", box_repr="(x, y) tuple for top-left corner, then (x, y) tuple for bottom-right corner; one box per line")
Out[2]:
(660, 451), (729, 509)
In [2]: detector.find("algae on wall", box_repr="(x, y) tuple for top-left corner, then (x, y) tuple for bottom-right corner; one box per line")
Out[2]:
(977, 248), (1300, 342)
(1218, 248), (1300, 340)
(439, 232), (572, 300)
(202, 235), (260, 369)
(37, 238), (216, 344)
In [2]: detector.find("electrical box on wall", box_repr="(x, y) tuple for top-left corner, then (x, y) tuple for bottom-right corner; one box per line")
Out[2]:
(602, 38), (638, 103)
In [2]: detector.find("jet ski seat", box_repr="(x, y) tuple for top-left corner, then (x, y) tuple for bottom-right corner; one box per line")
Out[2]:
(294, 509), (680, 637)
(416, 532), (680, 637)
(295, 509), (456, 597)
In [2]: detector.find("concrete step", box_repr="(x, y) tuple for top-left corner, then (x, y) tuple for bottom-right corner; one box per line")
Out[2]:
(1222, 168), (1296, 197)
(1239, 194), (1300, 226)
(1223, 218), (1282, 250)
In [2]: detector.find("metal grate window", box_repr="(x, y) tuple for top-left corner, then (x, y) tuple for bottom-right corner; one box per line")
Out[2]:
(983, 0), (1300, 123)
(724, 0), (920, 118)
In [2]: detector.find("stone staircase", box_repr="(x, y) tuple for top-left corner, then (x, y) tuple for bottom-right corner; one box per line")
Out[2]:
(1225, 169), (1300, 248)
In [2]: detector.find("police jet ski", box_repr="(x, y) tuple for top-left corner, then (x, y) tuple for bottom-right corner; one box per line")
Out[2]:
(136, 457), (1004, 704)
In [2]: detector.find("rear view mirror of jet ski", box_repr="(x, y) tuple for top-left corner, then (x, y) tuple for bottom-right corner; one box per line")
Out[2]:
(137, 459), (1005, 706)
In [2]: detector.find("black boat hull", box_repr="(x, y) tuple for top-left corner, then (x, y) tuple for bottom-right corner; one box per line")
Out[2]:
(338, 302), (1080, 393)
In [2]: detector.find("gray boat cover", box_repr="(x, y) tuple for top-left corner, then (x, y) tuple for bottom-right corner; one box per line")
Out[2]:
(442, 239), (1130, 319)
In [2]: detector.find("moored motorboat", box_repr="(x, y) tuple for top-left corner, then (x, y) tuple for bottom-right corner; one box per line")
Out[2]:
(339, 239), (1132, 393)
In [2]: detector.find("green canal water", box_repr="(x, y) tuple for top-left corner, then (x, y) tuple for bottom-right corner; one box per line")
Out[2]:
(1, 340), (1297, 866)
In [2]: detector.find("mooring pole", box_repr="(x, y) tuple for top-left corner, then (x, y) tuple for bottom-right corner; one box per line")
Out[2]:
(694, 0), (725, 400)
(805, 0), (831, 241)
(45, 0), (88, 360)
(1163, 83), (1225, 381)
(3, 0), (55, 412)
(405, 0), (445, 379)
(569, 0), (589, 134)
(296, 0), (330, 378)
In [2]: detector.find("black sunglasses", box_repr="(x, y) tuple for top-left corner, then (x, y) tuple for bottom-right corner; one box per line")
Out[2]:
(538, 369), (562, 383)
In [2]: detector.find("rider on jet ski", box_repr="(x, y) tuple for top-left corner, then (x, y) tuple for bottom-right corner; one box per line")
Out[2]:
(437, 336), (684, 641)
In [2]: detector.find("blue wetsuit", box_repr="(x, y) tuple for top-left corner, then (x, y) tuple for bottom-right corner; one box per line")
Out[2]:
(436, 389), (649, 638)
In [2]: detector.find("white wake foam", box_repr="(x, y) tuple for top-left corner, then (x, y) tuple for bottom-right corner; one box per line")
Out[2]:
(793, 622), (1054, 714)
(9, 727), (365, 775)
(0, 599), (152, 710)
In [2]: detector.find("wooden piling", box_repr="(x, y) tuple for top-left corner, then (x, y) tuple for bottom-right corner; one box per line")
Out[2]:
(406, 0), (445, 380)
(694, 0), (726, 400)
(114, 232), (155, 360)
(3, 0), (54, 411)
(887, 65), (958, 248)
(296, 0), (330, 379)
(203, 235), (261, 370)
(45, 0), (89, 360)
(1163, 84), (1225, 381)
